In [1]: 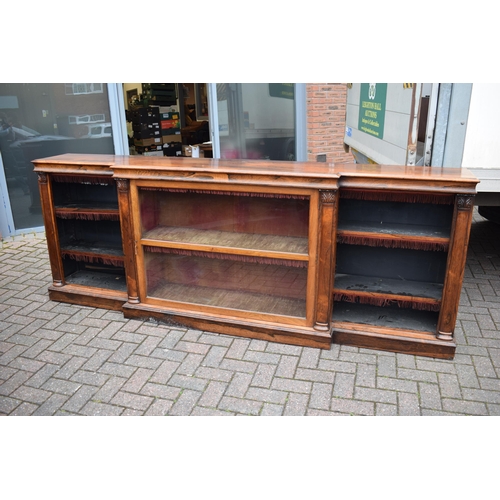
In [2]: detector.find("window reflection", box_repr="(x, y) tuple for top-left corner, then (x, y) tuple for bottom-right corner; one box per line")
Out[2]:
(216, 83), (296, 161)
(0, 83), (114, 230)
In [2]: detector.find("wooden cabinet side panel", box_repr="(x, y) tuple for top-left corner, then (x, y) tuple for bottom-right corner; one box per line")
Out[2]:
(37, 173), (64, 287)
(116, 178), (140, 304)
(437, 194), (475, 339)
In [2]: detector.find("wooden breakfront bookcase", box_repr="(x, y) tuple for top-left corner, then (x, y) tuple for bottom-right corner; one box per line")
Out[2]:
(33, 154), (479, 359)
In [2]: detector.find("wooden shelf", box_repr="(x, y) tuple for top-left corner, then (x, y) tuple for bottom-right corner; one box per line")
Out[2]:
(334, 274), (442, 311)
(64, 269), (127, 292)
(142, 226), (309, 259)
(150, 282), (307, 318)
(332, 302), (439, 334)
(337, 222), (450, 251)
(55, 206), (119, 220)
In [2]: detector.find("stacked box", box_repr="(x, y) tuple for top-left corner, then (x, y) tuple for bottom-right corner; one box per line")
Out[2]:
(131, 107), (162, 153)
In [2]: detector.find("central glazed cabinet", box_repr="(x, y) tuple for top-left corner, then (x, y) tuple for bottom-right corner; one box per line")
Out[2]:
(33, 154), (479, 359)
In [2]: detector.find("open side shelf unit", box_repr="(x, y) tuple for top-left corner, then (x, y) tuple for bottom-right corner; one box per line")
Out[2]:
(33, 155), (479, 358)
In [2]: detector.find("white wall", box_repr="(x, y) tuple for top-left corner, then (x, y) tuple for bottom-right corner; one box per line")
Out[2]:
(462, 83), (500, 169)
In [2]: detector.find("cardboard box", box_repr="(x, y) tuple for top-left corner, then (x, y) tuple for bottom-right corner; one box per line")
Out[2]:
(160, 112), (180, 121)
(135, 144), (163, 153)
(160, 119), (180, 130)
(131, 107), (160, 122)
(133, 129), (161, 139)
(134, 137), (162, 147)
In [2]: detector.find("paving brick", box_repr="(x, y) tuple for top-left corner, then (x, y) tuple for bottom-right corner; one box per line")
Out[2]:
(134, 336), (162, 357)
(202, 346), (228, 368)
(226, 372), (253, 398)
(260, 403), (284, 416)
(246, 387), (288, 405)
(198, 380), (227, 408)
(376, 403), (398, 415)
(10, 385), (52, 405)
(169, 389), (202, 416)
(271, 378), (312, 394)
(377, 355), (397, 377)
(124, 354), (164, 370)
(7, 357), (45, 373)
(456, 364), (480, 388)
(461, 388), (500, 404)
(55, 357), (87, 380)
(176, 353), (204, 376)
(81, 401), (123, 416)
(318, 359), (356, 373)
(218, 396), (262, 415)
(298, 347), (320, 369)
(81, 349), (114, 371)
(355, 363), (377, 388)
(397, 392), (421, 416)
(191, 406), (235, 416)
(437, 373), (462, 399)
(121, 368), (154, 393)
(169, 374), (207, 392)
(220, 358), (257, 374)
(309, 382), (333, 410)
(149, 360), (180, 385)
(418, 382), (442, 410)
(93, 376), (127, 403)
(61, 385), (99, 413)
(25, 364), (59, 389)
(397, 368), (438, 383)
(251, 363), (277, 388)
(32, 393), (69, 416)
(295, 367), (334, 384)
(330, 398), (374, 416)
(9, 401), (38, 416)
(69, 370), (109, 387)
(333, 373), (355, 399)
(0, 395), (21, 414)
(441, 399), (488, 415)
(195, 366), (233, 383)
(99, 362), (137, 379)
(145, 398), (174, 416)
(377, 377), (418, 394)
(226, 338), (250, 359)
(198, 332), (234, 347)
(42, 378), (82, 396)
(355, 387), (398, 405)
(108, 342), (138, 364)
(140, 382), (181, 401)
(111, 391), (154, 412)
(472, 355), (497, 378)
(275, 355), (299, 378)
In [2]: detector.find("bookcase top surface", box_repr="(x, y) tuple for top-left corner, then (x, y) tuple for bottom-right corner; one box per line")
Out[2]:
(31, 154), (479, 191)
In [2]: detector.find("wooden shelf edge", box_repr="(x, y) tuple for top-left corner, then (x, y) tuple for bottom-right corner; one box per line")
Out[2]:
(48, 285), (127, 311)
(332, 323), (455, 359)
(122, 302), (331, 349)
(141, 239), (309, 262)
(337, 229), (450, 251)
(333, 290), (441, 312)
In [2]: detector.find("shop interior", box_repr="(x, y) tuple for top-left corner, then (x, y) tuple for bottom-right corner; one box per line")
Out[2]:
(122, 83), (211, 158)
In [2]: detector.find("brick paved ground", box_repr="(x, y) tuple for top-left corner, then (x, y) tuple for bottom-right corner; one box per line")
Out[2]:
(1, 209), (499, 416)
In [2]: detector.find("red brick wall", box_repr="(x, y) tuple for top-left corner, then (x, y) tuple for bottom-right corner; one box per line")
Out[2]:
(306, 83), (354, 164)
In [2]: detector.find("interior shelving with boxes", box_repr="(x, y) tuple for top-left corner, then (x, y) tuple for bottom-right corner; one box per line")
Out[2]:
(33, 154), (479, 359)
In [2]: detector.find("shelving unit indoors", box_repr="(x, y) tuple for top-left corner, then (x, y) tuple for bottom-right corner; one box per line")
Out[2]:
(33, 154), (478, 358)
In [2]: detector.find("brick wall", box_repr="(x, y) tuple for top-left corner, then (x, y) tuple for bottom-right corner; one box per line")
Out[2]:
(306, 83), (354, 164)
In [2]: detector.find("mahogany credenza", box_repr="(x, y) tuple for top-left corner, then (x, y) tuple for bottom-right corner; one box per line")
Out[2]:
(33, 154), (479, 359)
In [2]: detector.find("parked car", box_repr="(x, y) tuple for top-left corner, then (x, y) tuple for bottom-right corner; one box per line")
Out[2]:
(81, 122), (112, 139)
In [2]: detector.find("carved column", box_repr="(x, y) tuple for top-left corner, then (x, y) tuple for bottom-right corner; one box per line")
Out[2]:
(437, 194), (475, 340)
(314, 190), (338, 332)
(37, 172), (64, 287)
(116, 178), (140, 304)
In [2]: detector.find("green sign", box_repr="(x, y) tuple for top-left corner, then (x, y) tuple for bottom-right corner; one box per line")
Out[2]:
(358, 83), (387, 139)
(269, 83), (294, 99)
